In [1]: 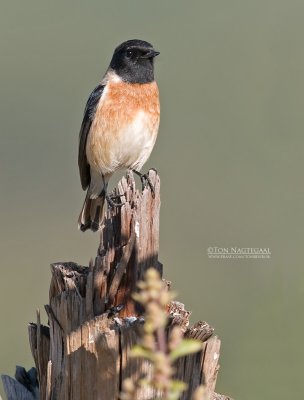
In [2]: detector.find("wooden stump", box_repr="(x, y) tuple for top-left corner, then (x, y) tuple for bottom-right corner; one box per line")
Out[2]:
(23, 171), (231, 400)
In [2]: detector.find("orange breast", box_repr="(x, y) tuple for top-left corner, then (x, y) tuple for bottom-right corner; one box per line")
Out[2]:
(100, 81), (160, 130)
(87, 80), (160, 174)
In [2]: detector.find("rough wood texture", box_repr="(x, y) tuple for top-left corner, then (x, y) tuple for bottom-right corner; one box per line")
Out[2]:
(24, 171), (232, 400)
(28, 312), (50, 400)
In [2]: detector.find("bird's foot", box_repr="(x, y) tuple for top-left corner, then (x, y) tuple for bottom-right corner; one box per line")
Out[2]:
(132, 170), (155, 198)
(105, 193), (124, 208)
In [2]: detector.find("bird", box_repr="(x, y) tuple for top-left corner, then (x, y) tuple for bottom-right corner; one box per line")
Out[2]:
(78, 39), (160, 232)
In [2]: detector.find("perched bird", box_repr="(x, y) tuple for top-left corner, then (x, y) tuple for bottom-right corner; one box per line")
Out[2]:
(78, 39), (160, 232)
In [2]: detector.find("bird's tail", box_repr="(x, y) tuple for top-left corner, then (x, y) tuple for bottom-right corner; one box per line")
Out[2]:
(78, 192), (105, 232)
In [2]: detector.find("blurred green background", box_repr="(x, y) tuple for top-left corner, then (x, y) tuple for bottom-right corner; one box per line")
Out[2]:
(1, 1), (303, 398)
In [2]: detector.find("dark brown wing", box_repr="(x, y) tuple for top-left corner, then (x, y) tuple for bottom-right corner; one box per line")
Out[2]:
(78, 84), (105, 190)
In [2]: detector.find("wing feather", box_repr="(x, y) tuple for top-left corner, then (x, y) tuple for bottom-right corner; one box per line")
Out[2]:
(78, 84), (105, 190)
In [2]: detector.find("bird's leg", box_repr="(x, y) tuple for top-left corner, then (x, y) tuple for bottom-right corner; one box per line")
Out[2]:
(105, 192), (123, 208)
(100, 182), (123, 208)
(132, 170), (155, 198)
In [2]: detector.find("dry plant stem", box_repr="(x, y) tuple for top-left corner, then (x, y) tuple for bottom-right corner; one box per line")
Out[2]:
(156, 327), (167, 354)
(156, 326), (169, 399)
(128, 270), (203, 400)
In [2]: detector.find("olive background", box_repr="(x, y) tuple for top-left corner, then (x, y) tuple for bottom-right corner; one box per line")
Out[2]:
(1, 1), (303, 399)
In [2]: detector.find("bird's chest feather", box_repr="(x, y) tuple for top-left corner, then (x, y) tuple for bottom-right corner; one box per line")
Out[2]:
(87, 81), (160, 173)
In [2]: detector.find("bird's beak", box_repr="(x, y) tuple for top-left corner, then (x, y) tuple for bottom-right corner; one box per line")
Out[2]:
(142, 49), (160, 59)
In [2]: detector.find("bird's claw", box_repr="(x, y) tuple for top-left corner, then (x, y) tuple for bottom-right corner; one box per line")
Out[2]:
(105, 193), (124, 208)
(133, 170), (155, 198)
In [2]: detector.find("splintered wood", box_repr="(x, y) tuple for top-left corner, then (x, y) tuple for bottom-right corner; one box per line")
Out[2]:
(27, 171), (232, 400)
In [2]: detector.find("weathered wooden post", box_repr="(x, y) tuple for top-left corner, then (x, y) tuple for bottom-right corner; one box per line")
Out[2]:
(2, 171), (232, 400)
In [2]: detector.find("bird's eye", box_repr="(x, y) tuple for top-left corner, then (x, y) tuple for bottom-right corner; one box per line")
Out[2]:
(126, 50), (133, 58)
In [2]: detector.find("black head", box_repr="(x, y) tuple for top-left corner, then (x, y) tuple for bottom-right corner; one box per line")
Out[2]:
(109, 39), (159, 83)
